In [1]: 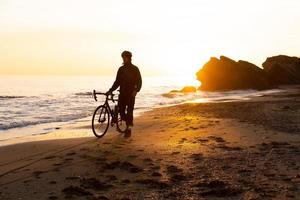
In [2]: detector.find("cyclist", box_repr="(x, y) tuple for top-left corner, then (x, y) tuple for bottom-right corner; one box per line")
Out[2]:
(106, 51), (142, 137)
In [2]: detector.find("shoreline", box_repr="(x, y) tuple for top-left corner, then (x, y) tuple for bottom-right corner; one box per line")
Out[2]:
(1, 86), (297, 147)
(0, 90), (299, 199)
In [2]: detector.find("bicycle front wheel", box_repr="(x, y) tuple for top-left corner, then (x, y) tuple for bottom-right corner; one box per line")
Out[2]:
(92, 105), (110, 138)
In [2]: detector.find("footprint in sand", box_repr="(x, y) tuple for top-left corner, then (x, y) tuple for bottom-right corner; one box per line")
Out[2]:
(151, 172), (162, 177)
(189, 126), (199, 130)
(96, 157), (107, 163)
(121, 179), (131, 184)
(44, 155), (56, 160)
(23, 179), (32, 183)
(48, 195), (58, 200)
(32, 170), (44, 178)
(208, 136), (226, 143)
(103, 142), (111, 145)
(120, 161), (143, 173)
(103, 160), (121, 170)
(52, 163), (63, 166)
(190, 153), (204, 162)
(93, 195), (110, 200)
(49, 180), (57, 185)
(65, 176), (81, 180)
(194, 180), (243, 197)
(66, 152), (76, 156)
(62, 186), (92, 198)
(135, 179), (169, 189)
(52, 167), (60, 172)
(150, 165), (161, 171)
(178, 138), (188, 144)
(105, 175), (118, 181)
(143, 158), (153, 163)
(80, 177), (113, 191)
(216, 144), (243, 151)
(166, 165), (183, 174)
(166, 165), (187, 182)
(127, 154), (138, 159)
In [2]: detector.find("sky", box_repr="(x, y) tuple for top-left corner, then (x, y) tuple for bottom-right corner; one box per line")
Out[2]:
(0, 0), (299, 77)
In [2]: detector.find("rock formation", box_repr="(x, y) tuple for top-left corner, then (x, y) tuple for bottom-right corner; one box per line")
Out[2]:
(262, 55), (300, 85)
(196, 56), (270, 91)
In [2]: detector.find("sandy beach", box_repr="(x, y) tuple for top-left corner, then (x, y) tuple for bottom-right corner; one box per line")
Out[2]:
(0, 90), (300, 200)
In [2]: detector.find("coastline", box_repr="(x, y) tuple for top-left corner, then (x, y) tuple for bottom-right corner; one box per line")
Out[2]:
(0, 89), (300, 199)
(0, 85), (296, 147)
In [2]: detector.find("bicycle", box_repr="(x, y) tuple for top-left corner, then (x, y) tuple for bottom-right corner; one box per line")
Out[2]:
(92, 90), (127, 138)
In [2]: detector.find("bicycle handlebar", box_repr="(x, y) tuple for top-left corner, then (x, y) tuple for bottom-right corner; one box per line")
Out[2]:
(93, 90), (118, 103)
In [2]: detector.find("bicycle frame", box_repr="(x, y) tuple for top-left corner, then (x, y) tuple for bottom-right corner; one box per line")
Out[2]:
(93, 90), (118, 125)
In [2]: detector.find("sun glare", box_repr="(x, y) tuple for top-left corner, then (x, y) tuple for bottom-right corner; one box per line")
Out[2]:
(0, 0), (300, 76)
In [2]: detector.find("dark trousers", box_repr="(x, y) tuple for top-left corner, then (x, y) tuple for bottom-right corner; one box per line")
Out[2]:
(118, 94), (135, 127)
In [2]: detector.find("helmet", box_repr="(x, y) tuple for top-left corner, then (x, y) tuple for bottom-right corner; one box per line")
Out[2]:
(121, 51), (132, 58)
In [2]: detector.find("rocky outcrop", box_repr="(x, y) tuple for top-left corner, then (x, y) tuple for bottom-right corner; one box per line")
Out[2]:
(262, 55), (300, 85)
(196, 56), (270, 91)
(163, 86), (197, 98)
(180, 86), (197, 93)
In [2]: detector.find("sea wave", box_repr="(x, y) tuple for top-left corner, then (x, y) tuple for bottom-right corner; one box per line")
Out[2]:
(0, 95), (27, 99)
(74, 92), (93, 96)
(0, 112), (91, 130)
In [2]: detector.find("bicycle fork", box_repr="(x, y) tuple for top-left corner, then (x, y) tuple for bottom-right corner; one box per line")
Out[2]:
(98, 107), (106, 123)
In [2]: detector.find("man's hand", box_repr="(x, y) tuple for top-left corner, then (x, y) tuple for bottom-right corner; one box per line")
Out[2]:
(105, 90), (112, 96)
(132, 90), (137, 97)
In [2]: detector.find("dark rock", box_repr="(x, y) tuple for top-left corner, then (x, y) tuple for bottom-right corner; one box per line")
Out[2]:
(197, 56), (270, 91)
(263, 55), (300, 85)
(163, 86), (197, 98)
(180, 86), (197, 93)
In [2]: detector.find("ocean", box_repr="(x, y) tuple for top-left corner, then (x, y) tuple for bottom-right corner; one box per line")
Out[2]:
(0, 75), (281, 144)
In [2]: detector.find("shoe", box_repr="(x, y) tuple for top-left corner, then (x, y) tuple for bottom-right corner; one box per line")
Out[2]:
(124, 128), (131, 138)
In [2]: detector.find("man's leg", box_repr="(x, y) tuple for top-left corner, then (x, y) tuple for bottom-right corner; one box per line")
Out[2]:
(124, 95), (135, 138)
(126, 95), (135, 127)
(118, 95), (126, 122)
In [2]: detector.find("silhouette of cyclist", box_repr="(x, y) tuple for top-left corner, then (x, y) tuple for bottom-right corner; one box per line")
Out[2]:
(106, 51), (142, 137)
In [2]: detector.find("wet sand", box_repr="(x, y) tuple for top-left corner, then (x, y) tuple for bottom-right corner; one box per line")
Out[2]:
(0, 91), (300, 200)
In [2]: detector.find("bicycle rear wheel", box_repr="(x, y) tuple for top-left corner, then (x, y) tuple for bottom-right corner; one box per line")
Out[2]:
(92, 105), (110, 138)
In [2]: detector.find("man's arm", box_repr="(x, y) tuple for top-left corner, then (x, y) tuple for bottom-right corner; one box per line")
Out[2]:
(136, 68), (142, 92)
(108, 68), (121, 92)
